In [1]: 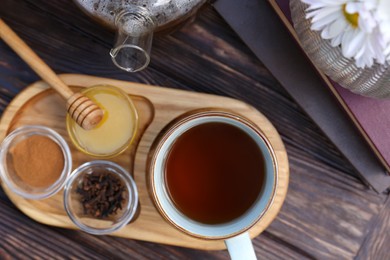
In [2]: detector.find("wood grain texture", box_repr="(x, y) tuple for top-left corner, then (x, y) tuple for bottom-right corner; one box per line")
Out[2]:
(0, 19), (104, 130)
(0, 74), (289, 251)
(355, 196), (390, 260)
(0, 19), (74, 100)
(0, 0), (389, 259)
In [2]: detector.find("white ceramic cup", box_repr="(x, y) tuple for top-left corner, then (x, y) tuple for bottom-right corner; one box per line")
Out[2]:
(148, 110), (278, 260)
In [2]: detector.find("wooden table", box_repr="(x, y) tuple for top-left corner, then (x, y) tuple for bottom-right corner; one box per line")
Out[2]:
(0, 1), (389, 259)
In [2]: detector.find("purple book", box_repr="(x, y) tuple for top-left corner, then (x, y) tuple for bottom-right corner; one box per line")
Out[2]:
(272, 0), (390, 173)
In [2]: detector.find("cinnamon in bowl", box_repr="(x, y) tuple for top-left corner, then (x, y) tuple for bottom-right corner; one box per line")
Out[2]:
(12, 135), (64, 188)
(0, 125), (72, 200)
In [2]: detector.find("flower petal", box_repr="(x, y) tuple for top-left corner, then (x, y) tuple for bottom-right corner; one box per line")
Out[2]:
(342, 30), (364, 57)
(322, 18), (348, 39)
(310, 11), (341, 31)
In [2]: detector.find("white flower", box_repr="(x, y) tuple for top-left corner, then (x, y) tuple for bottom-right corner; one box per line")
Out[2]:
(303, 0), (349, 47)
(302, 0), (390, 68)
(344, 0), (385, 66)
(376, 0), (390, 60)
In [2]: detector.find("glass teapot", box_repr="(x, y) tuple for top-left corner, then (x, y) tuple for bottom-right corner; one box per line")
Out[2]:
(73, 0), (206, 72)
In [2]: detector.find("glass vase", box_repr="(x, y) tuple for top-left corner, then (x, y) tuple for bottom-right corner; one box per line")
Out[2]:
(290, 0), (390, 98)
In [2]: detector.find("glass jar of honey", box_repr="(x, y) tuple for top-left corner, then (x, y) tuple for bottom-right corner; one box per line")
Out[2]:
(66, 85), (138, 158)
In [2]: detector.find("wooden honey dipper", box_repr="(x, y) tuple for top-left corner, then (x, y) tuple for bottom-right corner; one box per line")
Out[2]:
(0, 19), (103, 130)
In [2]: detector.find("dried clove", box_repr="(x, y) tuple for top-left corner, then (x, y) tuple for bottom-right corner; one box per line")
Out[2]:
(77, 171), (125, 218)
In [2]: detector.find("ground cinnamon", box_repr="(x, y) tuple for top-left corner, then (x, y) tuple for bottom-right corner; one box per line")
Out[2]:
(11, 135), (64, 188)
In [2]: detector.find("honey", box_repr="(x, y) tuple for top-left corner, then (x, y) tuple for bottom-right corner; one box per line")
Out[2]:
(67, 85), (138, 158)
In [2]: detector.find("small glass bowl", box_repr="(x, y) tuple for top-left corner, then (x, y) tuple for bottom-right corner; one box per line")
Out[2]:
(63, 160), (138, 235)
(0, 125), (72, 200)
(66, 85), (138, 159)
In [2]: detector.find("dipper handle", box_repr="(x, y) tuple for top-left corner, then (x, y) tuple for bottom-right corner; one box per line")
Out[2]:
(0, 19), (103, 130)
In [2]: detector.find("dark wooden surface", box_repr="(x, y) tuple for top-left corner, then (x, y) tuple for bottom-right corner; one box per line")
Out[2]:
(0, 1), (389, 259)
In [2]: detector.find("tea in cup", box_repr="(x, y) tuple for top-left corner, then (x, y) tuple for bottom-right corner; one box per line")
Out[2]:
(148, 110), (278, 259)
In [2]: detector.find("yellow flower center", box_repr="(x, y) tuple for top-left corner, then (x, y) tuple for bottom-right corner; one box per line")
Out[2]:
(343, 4), (359, 28)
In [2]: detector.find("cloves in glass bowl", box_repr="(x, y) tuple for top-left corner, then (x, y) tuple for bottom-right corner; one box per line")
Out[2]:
(63, 160), (139, 235)
(77, 172), (125, 218)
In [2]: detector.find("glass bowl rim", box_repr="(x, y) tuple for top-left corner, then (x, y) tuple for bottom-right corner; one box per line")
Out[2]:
(66, 84), (139, 159)
(0, 125), (72, 200)
(63, 160), (139, 235)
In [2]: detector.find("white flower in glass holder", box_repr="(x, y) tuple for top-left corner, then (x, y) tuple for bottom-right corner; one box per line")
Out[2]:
(290, 0), (390, 98)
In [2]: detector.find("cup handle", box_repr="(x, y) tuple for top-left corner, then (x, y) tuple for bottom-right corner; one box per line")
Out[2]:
(224, 232), (257, 260)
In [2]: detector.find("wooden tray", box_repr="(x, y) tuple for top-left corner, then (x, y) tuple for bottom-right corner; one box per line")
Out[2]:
(0, 74), (289, 250)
